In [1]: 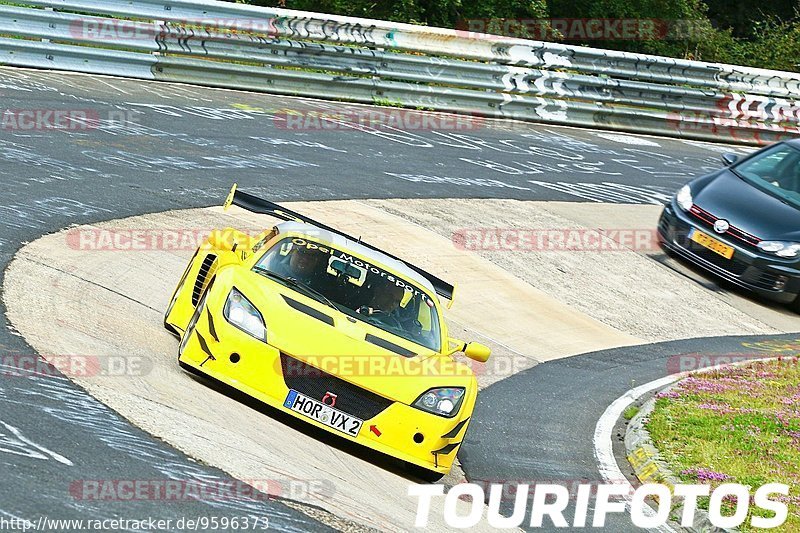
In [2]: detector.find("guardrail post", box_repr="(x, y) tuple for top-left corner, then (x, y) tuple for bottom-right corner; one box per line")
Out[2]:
(42, 6), (52, 43)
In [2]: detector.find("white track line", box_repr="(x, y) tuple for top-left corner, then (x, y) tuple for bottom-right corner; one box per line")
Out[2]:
(593, 375), (678, 533)
(593, 352), (791, 532)
(0, 420), (74, 466)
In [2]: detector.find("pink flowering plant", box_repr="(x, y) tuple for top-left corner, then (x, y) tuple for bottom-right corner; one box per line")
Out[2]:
(646, 357), (800, 531)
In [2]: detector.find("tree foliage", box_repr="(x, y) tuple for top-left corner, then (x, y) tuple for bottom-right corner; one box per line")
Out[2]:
(232, 0), (800, 71)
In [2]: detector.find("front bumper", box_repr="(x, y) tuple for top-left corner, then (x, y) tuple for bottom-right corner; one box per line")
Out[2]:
(657, 201), (800, 304)
(177, 311), (474, 474)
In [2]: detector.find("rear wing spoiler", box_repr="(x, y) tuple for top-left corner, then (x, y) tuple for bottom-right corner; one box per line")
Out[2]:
(224, 184), (456, 302)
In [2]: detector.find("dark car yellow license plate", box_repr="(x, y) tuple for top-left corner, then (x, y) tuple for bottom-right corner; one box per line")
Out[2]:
(689, 228), (735, 259)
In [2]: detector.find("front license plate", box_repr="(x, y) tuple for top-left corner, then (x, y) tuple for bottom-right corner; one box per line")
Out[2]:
(284, 390), (363, 437)
(689, 228), (735, 259)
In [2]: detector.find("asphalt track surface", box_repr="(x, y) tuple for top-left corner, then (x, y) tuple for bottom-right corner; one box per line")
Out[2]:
(0, 66), (787, 530)
(464, 333), (800, 531)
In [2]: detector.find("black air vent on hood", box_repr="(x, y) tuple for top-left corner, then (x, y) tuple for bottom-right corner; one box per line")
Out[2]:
(282, 295), (335, 326)
(365, 334), (416, 358)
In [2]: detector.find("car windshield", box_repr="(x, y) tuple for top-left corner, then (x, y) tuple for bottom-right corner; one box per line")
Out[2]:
(733, 144), (800, 208)
(253, 237), (442, 352)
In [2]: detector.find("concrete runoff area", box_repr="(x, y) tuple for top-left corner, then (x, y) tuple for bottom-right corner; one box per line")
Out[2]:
(537, 202), (800, 332)
(368, 199), (793, 338)
(3, 199), (793, 531)
(4, 202), (632, 532)
(0, 65), (786, 530)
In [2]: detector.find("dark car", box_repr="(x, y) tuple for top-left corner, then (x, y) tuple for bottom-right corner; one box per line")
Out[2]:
(658, 139), (800, 311)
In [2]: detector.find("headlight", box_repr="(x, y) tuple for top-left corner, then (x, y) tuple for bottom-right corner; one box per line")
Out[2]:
(223, 288), (266, 341)
(757, 241), (800, 258)
(676, 185), (693, 212)
(413, 388), (465, 417)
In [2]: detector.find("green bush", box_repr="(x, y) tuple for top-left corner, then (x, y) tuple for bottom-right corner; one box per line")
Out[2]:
(228, 0), (799, 72)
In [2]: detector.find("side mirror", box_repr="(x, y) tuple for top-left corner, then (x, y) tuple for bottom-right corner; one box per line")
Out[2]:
(464, 342), (491, 363)
(721, 153), (739, 166)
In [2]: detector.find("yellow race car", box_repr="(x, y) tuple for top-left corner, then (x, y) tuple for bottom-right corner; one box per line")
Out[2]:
(165, 185), (491, 480)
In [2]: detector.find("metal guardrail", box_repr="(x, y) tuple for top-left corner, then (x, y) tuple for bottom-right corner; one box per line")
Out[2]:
(1, 0), (799, 144)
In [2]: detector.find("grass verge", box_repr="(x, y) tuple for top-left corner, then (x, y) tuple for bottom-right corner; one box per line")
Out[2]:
(647, 358), (800, 531)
